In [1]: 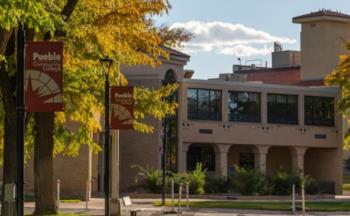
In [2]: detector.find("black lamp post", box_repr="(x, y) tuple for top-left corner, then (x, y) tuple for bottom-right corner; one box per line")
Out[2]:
(100, 57), (113, 216)
(16, 20), (25, 216)
(161, 113), (167, 206)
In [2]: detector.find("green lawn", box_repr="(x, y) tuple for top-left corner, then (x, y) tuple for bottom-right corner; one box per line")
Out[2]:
(27, 214), (86, 216)
(155, 200), (350, 212)
(343, 175), (350, 191)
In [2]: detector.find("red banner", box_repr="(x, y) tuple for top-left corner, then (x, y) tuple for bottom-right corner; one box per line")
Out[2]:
(111, 86), (134, 130)
(25, 41), (63, 112)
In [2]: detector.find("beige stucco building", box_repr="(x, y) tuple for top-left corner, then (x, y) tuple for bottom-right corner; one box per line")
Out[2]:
(118, 10), (349, 195)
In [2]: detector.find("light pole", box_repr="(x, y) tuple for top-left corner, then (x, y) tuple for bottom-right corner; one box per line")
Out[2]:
(100, 57), (114, 216)
(16, 19), (25, 216)
(161, 114), (167, 206)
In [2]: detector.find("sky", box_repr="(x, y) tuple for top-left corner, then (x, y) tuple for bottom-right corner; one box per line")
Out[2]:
(156, 0), (350, 79)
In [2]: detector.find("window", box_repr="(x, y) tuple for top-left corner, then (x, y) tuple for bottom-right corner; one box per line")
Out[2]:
(187, 145), (215, 171)
(239, 153), (255, 170)
(187, 88), (222, 121)
(305, 96), (334, 127)
(267, 94), (298, 124)
(228, 91), (261, 123)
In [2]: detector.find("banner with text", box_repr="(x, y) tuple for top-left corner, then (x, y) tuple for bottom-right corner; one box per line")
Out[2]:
(111, 86), (134, 130)
(25, 41), (63, 112)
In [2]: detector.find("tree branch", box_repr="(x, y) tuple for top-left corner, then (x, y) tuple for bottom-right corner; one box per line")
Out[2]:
(0, 29), (13, 56)
(44, 0), (79, 40)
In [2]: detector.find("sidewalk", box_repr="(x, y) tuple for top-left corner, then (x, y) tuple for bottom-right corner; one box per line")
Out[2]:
(23, 198), (350, 216)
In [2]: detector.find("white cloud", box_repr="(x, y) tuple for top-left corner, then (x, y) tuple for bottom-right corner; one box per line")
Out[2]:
(171, 21), (296, 57)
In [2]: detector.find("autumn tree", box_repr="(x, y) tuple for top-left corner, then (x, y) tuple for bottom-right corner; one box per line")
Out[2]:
(0, 0), (189, 215)
(325, 43), (350, 149)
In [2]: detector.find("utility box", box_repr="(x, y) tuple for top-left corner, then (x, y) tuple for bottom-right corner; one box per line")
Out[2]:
(4, 183), (16, 202)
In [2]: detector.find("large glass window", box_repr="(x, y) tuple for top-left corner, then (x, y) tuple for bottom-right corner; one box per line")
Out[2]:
(305, 96), (334, 127)
(228, 91), (261, 123)
(187, 145), (215, 171)
(187, 88), (222, 121)
(267, 94), (298, 124)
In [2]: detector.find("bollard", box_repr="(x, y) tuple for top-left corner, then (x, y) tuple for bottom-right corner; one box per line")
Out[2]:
(178, 183), (183, 215)
(57, 179), (61, 208)
(171, 179), (175, 212)
(301, 184), (306, 216)
(85, 180), (89, 210)
(185, 182), (189, 211)
(292, 184), (296, 214)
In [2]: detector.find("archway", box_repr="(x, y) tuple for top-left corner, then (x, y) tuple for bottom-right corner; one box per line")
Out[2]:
(187, 144), (215, 173)
(227, 145), (258, 175)
(266, 146), (293, 176)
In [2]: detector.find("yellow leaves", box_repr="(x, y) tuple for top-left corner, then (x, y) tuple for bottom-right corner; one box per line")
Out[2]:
(326, 42), (350, 149)
(134, 83), (178, 122)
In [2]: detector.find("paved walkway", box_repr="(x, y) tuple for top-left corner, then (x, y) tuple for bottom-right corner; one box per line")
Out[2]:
(23, 198), (350, 216)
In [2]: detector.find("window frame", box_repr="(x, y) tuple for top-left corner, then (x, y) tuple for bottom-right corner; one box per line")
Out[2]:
(228, 90), (261, 123)
(304, 96), (335, 127)
(267, 93), (299, 125)
(187, 88), (222, 121)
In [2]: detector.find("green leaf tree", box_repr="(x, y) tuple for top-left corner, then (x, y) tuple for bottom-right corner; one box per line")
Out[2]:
(0, 0), (190, 214)
(325, 44), (350, 149)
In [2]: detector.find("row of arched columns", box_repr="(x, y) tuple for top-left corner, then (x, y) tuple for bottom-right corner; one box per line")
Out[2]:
(180, 143), (308, 177)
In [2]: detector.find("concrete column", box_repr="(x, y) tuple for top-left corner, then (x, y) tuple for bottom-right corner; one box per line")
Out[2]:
(222, 90), (229, 122)
(299, 94), (304, 126)
(215, 144), (230, 178)
(179, 143), (190, 172)
(291, 147), (307, 176)
(255, 146), (269, 175)
(110, 130), (121, 216)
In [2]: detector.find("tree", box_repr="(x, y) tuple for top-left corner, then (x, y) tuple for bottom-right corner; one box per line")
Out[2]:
(0, 1), (62, 215)
(325, 43), (350, 149)
(0, 0), (190, 215)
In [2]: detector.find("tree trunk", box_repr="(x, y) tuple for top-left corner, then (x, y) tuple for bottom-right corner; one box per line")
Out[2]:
(0, 29), (17, 216)
(1, 95), (18, 216)
(34, 112), (57, 215)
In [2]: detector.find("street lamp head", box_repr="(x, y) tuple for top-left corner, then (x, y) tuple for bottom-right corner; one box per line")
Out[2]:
(99, 57), (114, 75)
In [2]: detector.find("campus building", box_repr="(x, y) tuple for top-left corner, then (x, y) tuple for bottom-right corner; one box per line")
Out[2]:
(119, 9), (350, 195)
(1, 9), (348, 199)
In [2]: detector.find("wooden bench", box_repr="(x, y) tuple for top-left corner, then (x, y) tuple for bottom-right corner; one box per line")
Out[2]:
(122, 196), (144, 216)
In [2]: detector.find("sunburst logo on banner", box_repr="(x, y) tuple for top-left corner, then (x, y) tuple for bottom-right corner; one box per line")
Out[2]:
(25, 69), (63, 105)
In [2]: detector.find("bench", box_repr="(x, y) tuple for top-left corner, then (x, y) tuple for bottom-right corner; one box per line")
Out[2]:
(122, 196), (144, 216)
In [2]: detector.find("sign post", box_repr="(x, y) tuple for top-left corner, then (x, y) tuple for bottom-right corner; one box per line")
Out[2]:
(110, 86), (133, 216)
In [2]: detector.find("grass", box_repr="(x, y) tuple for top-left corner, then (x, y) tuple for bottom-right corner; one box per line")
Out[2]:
(343, 175), (350, 191)
(155, 200), (350, 212)
(60, 199), (81, 203)
(26, 213), (86, 216)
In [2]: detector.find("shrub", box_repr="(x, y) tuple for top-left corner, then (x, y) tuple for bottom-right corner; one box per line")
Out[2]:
(205, 177), (228, 194)
(132, 165), (162, 193)
(188, 163), (206, 195)
(270, 169), (300, 195)
(304, 176), (320, 195)
(230, 166), (270, 195)
(133, 163), (206, 195)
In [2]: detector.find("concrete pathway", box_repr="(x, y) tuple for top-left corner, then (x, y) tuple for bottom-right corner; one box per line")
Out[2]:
(23, 198), (350, 216)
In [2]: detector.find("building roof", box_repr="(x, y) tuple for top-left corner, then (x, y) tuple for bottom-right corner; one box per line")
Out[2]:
(293, 9), (350, 23)
(183, 78), (338, 95)
(162, 46), (190, 58)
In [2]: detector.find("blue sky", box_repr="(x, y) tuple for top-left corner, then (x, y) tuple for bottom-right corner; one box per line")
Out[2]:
(156, 0), (350, 79)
